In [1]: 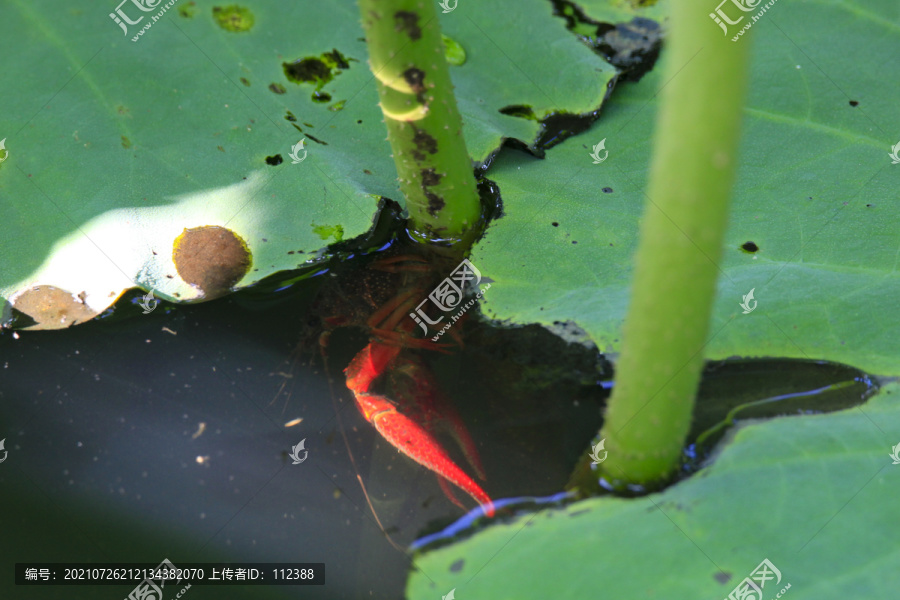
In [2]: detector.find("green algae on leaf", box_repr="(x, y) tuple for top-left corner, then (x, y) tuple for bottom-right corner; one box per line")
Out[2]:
(311, 223), (344, 242)
(212, 5), (255, 32)
(178, 1), (197, 18)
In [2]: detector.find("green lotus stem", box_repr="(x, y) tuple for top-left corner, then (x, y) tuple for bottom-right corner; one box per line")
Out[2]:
(596, 0), (751, 488)
(358, 0), (480, 243)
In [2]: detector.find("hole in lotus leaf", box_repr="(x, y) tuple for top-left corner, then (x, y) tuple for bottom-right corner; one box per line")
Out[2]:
(11, 285), (100, 330)
(552, 1), (661, 82)
(292, 126), (328, 145)
(283, 50), (355, 103)
(269, 83), (286, 94)
(594, 17), (662, 81)
(536, 111), (596, 151)
(499, 105), (537, 120)
(265, 154), (283, 166)
(449, 558), (464, 573)
(323, 49), (351, 70)
(284, 58), (332, 84)
(284, 51), (352, 84)
(741, 241), (759, 253)
(441, 34), (466, 66)
(172, 226), (252, 298)
(212, 5), (255, 32)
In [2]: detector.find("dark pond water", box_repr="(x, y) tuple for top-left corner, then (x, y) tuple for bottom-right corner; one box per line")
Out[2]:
(0, 263), (609, 600)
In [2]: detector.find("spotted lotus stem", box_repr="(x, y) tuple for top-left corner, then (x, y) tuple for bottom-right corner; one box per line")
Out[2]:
(358, 0), (480, 243)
